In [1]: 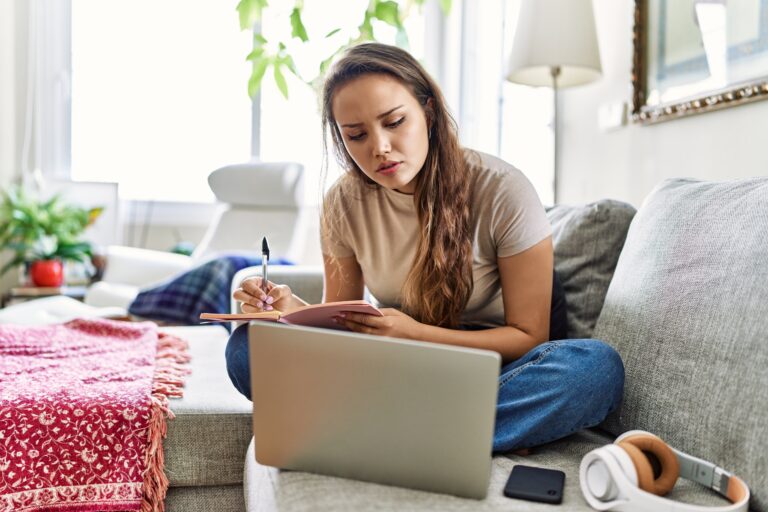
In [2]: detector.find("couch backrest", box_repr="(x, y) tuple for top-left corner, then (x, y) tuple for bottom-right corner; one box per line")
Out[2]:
(594, 177), (768, 511)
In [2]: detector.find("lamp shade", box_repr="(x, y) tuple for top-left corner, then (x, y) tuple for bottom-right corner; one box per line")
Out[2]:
(506, 0), (602, 87)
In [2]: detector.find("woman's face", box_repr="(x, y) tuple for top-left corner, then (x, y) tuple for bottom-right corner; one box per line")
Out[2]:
(331, 74), (430, 194)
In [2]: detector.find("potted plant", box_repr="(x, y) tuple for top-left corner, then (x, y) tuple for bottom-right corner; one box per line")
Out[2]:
(0, 187), (103, 287)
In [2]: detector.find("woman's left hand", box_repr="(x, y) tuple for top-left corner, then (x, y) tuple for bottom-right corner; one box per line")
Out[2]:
(335, 308), (424, 340)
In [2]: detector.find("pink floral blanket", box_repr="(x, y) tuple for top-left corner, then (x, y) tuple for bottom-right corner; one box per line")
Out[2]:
(0, 319), (190, 512)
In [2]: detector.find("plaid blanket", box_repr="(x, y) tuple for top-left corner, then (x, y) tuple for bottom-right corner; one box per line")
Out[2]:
(128, 255), (291, 326)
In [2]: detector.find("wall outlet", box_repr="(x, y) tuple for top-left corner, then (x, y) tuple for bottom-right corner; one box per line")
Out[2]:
(598, 101), (628, 131)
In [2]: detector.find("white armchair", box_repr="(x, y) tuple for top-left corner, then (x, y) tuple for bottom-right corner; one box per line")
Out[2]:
(193, 161), (308, 261)
(85, 161), (311, 309)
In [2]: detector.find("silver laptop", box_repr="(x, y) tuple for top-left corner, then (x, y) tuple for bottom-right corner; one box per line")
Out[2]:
(248, 321), (501, 499)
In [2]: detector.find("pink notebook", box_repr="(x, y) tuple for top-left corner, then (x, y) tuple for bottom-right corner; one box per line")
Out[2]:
(199, 300), (382, 330)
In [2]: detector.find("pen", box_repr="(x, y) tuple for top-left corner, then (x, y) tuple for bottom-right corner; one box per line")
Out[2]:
(261, 236), (270, 296)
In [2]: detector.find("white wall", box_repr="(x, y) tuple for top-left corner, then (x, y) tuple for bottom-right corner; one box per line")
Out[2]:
(558, 0), (768, 208)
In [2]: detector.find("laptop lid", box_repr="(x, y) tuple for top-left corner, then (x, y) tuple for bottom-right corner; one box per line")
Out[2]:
(248, 321), (501, 499)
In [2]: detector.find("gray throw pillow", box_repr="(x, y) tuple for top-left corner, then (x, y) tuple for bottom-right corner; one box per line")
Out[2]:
(594, 177), (768, 511)
(547, 200), (636, 339)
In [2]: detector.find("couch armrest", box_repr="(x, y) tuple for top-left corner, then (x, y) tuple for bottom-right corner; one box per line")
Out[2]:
(230, 265), (324, 313)
(100, 245), (194, 288)
(84, 281), (140, 309)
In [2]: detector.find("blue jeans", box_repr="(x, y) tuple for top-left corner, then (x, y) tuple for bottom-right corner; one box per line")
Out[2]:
(225, 325), (624, 453)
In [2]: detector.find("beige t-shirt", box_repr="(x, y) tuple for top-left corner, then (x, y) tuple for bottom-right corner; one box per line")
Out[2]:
(321, 150), (551, 327)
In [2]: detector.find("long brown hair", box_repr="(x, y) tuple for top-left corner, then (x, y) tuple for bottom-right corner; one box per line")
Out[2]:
(321, 43), (473, 328)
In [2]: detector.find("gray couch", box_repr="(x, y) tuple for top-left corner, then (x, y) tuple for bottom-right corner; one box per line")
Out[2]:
(164, 177), (768, 511)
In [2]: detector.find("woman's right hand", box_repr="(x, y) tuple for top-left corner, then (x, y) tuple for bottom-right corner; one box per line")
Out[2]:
(233, 277), (293, 313)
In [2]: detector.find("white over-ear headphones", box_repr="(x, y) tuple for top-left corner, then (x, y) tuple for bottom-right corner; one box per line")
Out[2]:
(580, 430), (750, 512)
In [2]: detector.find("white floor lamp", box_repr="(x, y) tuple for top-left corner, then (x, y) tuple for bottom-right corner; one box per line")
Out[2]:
(505, 0), (602, 204)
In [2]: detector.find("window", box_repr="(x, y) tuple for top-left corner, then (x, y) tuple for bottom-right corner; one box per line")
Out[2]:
(459, 0), (554, 206)
(70, 0), (253, 202)
(68, 1), (552, 205)
(499, 1), (554, 206)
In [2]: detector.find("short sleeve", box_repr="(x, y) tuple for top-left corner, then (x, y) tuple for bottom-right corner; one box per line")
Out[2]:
(320, 179), (356, 258)
(488, 166), (552, 258)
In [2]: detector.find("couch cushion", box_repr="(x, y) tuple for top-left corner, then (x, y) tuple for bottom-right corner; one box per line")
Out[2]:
(244, 429), (729, 511)
(161, 326), (253, 487)
(166, 484), (245, 512)
(547, 200), (636, 339)
(594, 177), (768, 511)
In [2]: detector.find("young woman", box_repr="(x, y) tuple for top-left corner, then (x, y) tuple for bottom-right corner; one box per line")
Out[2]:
(226, 42), (624, 453)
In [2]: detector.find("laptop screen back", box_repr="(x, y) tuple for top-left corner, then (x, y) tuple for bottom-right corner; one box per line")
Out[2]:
(248, 321), (500, 499)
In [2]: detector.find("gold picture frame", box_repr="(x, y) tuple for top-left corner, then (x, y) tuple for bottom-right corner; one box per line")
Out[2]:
(632, 0), (768, 124)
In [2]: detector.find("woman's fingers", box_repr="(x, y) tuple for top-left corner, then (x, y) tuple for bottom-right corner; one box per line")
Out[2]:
(233, 279), (288, 313)
(341, 312), (379, 327)
(267, 284), (292, 305)
(240, 277), (272, 300)
(233, 289), (264, 309)
(241, 303), (263, 314)
(334, 313), (382, 335)
(232, 278), (291, 313)
(340, 318), (375, 335)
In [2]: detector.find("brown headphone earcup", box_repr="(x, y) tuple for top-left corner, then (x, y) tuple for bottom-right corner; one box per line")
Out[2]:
(617, 441), (655, 493)
(618, 435), (680, 496)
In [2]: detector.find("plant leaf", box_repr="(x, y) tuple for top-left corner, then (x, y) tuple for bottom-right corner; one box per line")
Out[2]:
(273, 63), (289, 99)
(245, 47), (265, 61)
(86, 207), (103, 227)
(281, 54), (299, 77)
(359, 11), (374, 40)
(325, 28), (341, 38)
(289, 7), (309, 42)
(248, 58), (270, 98)
(237, 0), (268, 30)
(374, 1), (402, 27)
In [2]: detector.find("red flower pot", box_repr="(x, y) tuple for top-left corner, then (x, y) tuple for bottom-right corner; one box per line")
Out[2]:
(30, 259), (64, 287)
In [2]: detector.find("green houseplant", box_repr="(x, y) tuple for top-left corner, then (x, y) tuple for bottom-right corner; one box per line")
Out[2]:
(236, 0), (452, 99)
(0, 187), (102, 287)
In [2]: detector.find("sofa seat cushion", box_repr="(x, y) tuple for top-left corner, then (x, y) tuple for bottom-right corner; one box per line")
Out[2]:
(160, 325), (253, 487)
(547, 200), (636, 339)
(594, 177), (768, 511)
(166, 484), (245, 512)
(243, 429), (730, 511)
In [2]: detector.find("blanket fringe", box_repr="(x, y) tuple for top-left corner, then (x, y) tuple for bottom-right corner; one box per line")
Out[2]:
(141, 333), (191, 512)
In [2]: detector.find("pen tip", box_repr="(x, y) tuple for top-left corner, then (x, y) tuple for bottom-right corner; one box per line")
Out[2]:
(262, 237), (270, 254)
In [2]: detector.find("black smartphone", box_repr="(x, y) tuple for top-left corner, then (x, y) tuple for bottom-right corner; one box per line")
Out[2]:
(503, 464), (565, 504)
